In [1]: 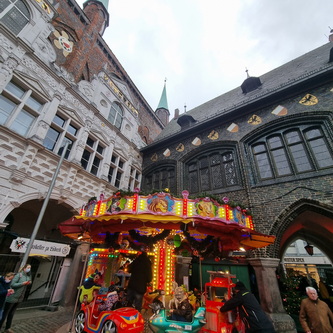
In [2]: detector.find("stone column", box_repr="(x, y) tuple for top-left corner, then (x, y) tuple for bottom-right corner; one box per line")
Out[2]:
(248, 258), (296, 333)
(63, 242), (90, 307)
(31, 93), (61, 144)
(0, 57), (19, 92)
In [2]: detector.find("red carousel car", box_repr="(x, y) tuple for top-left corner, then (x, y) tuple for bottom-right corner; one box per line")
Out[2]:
(74, 293), (144, 333)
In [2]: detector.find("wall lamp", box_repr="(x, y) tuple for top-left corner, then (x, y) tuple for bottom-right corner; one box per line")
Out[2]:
(304, 243), (314, 256)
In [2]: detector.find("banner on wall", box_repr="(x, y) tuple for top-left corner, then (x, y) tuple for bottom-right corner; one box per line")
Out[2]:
(10, 237), (70, 257)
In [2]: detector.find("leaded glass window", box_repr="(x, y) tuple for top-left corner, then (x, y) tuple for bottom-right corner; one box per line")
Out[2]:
(251, 125), (333, 180)
(185, 149), (239, 195)
(143, 166), (176, 193)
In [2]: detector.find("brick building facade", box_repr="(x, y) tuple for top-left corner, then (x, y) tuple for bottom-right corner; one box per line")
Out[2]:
(141, 41), (333, 332)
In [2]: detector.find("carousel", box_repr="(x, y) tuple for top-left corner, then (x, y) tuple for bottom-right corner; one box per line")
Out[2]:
(58, 190), (275, 295)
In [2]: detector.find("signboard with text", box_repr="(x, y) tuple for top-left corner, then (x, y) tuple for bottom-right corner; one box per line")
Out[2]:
(10, 237), (70, 257)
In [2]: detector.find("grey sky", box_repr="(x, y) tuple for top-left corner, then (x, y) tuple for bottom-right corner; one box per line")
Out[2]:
(77, 0), (333, 118)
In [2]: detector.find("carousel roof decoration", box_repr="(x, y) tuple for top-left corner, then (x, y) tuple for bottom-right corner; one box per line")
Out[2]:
(58, 189), (275, 252)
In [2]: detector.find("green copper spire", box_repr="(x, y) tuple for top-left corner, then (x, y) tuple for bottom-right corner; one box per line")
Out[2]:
(156, 80), (169, 111)
(98, 0), (109, 10)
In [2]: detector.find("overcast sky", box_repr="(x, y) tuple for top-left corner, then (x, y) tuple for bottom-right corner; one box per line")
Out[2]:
(77, 0), (333, 118)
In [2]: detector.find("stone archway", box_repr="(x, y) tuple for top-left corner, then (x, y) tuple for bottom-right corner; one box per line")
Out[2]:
(261, 199), (333, 332)
(2, 198), (76, 244)
(270, 199), (333, 264)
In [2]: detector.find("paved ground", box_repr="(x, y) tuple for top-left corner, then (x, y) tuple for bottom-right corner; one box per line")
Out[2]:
(4, 306), (74, 333)
(5, 306), (152, 333)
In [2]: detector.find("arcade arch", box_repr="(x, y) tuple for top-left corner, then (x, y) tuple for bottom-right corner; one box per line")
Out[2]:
(271, 199), (333, 265)
(269, 199), (333, 288)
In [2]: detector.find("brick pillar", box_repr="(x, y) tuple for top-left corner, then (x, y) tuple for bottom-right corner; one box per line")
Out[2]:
(248, 258), (296, 333)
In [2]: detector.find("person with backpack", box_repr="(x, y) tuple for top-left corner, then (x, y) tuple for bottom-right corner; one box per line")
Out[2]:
(220, 281), (275, 333)
(0, 264), (32, 333)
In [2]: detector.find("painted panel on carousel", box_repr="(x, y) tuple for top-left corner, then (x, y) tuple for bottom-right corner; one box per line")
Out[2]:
(143, 193), (175, 214)
(195, 200), (217, 218)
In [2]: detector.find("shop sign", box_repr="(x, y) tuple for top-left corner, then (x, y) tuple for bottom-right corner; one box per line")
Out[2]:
(284, 257), (305, 263)
(283, 256), (331, 265)
(10, 237), (70, 257)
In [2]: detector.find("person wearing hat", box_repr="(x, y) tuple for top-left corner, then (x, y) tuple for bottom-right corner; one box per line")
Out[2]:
(219, 281), (275, 333)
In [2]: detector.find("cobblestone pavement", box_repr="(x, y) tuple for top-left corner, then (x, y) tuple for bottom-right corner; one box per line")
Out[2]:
(4, 306), (152, 333)
(3, 306), (74, 333)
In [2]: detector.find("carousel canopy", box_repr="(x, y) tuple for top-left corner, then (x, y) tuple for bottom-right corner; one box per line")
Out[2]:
(58, 191), (275, 252)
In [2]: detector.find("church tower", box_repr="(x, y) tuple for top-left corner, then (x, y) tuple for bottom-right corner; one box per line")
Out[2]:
(155, 80), (170, 127)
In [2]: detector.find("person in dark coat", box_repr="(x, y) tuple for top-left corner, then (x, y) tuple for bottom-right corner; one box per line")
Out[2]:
(126, 246), (152, 311)
(0, 273), (15, 321)
(220, 281), (275, 333)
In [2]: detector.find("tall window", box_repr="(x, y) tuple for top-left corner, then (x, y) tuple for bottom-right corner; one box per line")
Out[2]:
(143, 165), (176, 193)
(0, 0), (30, 35)
(0, 81), (43, 136)
(108, 102), (123, 129)
(81, 137), (104, 176)
(128, 167), (141, 191)
(108, 154), (125, 188)
(43, 114), (78, 159)
(185, 149), (239, 195)
(251, 125), (333, 180)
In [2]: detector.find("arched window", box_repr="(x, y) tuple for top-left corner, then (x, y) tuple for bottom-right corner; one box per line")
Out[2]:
(184, 149), (239, 195)
(251, 124), (333, 180)
(108, 102), (123, 129)
(143, 165), (176, 193)
(0, 0), (30, 35)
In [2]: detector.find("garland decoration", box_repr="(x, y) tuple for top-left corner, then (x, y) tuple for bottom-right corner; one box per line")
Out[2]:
(180, 223), (214, 253)
(129, 229), (171, 249)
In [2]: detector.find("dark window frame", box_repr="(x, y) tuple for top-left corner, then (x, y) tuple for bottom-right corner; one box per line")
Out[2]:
(184, 148), (240, 195)
(249, 123), (333, 181)
(143, 165), (176, 193)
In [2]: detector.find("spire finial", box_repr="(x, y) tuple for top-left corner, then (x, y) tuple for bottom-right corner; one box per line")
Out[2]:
(156, 79), (169, 111)
(245, 67), (250, 78)
(184, 103), (187, 112)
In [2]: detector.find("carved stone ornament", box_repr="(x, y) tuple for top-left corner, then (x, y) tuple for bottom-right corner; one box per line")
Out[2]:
(9, 170), (26, 184)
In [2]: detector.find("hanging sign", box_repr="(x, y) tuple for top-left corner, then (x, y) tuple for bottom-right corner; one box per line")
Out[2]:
(10, 237), (70, 257)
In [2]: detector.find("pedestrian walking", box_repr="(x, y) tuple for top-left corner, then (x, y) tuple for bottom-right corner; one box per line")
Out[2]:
(0, 264), (32, 333)
(299, 286), (333, 333)
(126, 246), (152, 311)
(220, 281), (276, 333)
(0, 272), (15, 320)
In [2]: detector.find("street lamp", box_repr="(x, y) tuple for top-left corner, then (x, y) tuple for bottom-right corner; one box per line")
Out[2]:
(304, 243), (314, 256)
